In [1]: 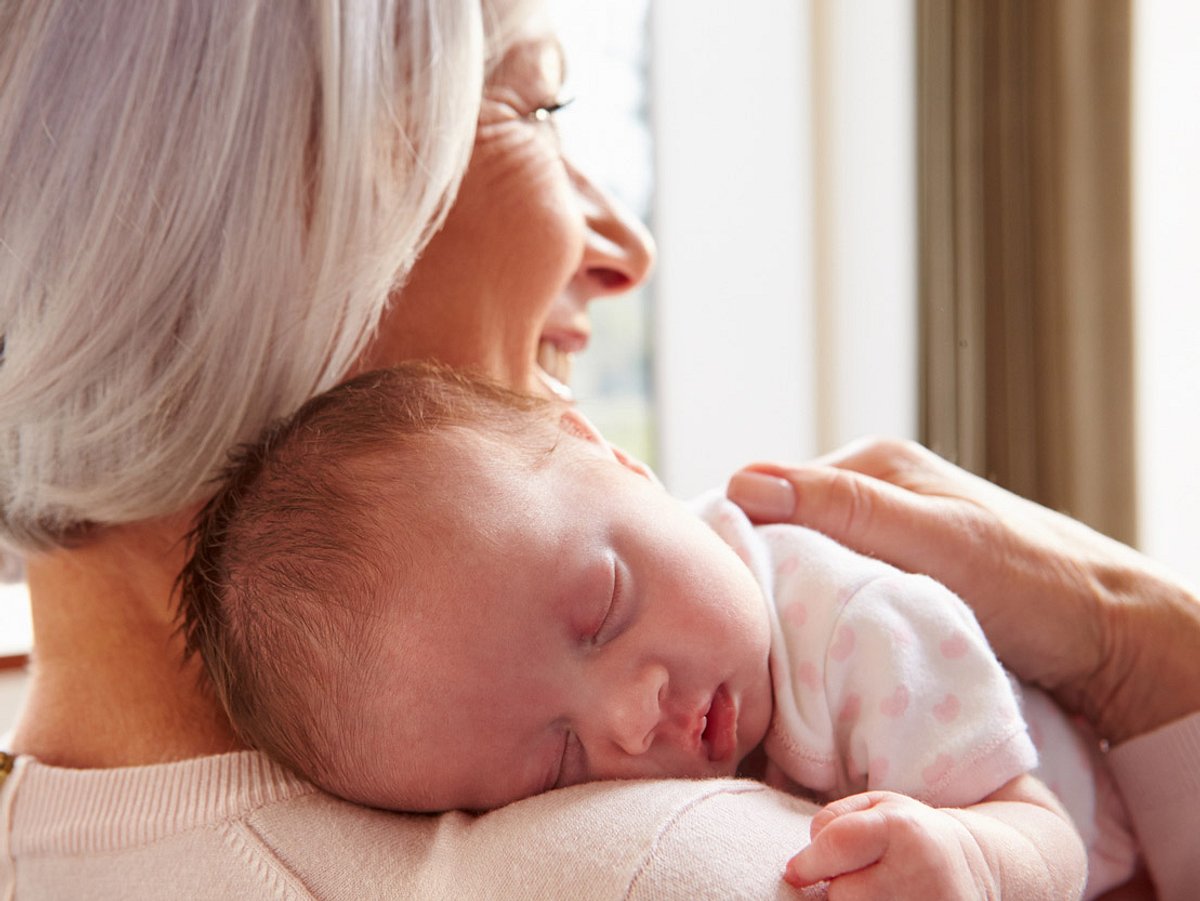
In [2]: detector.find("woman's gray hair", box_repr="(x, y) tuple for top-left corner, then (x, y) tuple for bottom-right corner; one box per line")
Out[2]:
(0, 0), (488, 551)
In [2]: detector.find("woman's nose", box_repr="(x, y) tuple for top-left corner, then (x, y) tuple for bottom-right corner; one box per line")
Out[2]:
(603, 661), (668, 756)
(568, 161), (656, 301)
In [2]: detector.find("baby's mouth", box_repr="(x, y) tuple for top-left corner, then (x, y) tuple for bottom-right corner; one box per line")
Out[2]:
(701, 684), (738, 764)
(536, 338), (575, 400)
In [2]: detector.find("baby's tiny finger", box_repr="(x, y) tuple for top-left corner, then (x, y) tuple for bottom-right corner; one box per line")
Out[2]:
(786, 808), (889, 887)
(809, 792), (888, 840)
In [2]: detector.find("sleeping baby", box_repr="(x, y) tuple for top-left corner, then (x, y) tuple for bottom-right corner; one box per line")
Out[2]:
(179, 362), (1139, 898)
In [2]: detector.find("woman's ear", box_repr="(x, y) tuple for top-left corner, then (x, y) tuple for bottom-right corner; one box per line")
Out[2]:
(558, 407), (659, 484)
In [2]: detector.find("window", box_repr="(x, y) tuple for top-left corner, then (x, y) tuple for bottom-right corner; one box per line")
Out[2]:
(649, 0), (917, 497)
(0, 580), (31, 663)
(550, 0), (657, 467)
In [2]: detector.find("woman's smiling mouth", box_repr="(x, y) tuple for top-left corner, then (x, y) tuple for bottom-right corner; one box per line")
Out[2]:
(536, 329), (589, 400)
(536, 339), (574, 398)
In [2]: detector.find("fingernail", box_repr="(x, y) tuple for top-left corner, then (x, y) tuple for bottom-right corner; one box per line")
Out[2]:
(727, 471), (796, 521)
(781, 859), (806, 888)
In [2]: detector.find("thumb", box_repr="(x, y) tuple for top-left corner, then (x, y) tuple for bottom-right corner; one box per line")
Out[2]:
(727, 464), (955, 576)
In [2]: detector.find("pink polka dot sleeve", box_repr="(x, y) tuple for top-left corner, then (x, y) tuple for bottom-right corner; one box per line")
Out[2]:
(690, 492), (1036, 810)
(758, 522), (1037, 808)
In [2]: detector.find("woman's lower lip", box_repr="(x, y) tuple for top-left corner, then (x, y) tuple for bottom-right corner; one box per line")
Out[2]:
(702, 684), (737, 763)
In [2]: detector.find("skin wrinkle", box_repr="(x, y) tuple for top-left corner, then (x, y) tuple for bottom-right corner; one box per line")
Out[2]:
(352, 28), (651, 398)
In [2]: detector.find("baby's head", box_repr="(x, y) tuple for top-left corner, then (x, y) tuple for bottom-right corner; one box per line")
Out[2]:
(180, 363), (772, 812)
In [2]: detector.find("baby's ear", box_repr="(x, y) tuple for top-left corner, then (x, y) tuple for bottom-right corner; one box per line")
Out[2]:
(558, 408), (659, 484)
(610, 443), (660, 485)
(558, 407), (607, 446)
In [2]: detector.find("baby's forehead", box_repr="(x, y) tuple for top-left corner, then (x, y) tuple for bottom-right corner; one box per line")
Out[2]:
(389, 417), (564, 480)
(346, 421), (558, 551)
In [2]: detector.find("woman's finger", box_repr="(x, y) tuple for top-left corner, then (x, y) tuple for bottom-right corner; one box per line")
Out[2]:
(805, 435), (930, 478)
(726, 463), (966, 581)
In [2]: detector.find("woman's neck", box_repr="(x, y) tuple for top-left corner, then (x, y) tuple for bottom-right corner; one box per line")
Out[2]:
(10, 512), (243, 768)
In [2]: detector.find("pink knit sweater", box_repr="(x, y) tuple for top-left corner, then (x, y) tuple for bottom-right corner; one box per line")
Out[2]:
(1107, 710), (1200, 900)
(1, 715), (1194, 898)
(0, 751), (825, 899)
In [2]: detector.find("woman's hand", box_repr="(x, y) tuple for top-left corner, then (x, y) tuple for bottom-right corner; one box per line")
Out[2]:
(726, 438), (1200, 745)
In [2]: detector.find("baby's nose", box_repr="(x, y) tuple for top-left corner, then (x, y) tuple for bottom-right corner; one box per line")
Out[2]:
(607, 662), (668, 756)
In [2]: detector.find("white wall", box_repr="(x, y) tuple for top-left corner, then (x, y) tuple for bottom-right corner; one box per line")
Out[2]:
(650, 0), (917, 498)
(1134, 2), (1200, 586)
(650, 0), (816, 499)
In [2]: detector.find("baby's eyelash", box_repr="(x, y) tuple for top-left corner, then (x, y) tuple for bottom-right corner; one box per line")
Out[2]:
(553, 730), (578, 789)
(530, 96), (575, 122)
(590, 556), (621, 643)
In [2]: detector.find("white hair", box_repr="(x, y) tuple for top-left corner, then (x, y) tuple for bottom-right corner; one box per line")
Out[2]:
(0, 0), (487, 551)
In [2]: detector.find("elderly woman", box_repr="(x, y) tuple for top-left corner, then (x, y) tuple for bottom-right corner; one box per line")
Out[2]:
(1, 1), (1196, 899)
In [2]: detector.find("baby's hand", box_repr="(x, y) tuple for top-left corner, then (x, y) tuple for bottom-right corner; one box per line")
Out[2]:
(783, 791), (996, 899)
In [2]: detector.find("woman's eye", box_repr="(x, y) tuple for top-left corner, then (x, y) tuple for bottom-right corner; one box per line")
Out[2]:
(528, 95), (575, 123)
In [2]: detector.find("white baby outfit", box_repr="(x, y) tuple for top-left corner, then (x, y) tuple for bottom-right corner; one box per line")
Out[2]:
(692, 491), (1138, 899)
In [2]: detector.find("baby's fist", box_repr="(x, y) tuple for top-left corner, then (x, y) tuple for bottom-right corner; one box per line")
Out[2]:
(784, 792), (993, 899)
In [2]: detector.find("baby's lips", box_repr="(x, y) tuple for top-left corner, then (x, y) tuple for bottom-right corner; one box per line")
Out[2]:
(702, 684), (738, 763)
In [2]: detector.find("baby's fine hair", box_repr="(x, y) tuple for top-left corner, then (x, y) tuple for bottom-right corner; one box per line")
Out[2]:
(178, 362), (548, 793)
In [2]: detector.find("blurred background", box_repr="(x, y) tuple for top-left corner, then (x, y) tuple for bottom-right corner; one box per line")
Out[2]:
(1, 1), (1197, 703)
(556, 0), (1199, 590)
